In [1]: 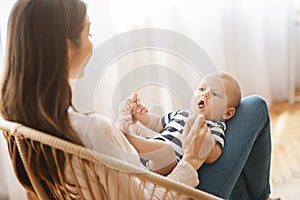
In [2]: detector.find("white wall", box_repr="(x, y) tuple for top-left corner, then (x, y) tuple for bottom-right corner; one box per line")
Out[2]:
(82, 0), (300, 102)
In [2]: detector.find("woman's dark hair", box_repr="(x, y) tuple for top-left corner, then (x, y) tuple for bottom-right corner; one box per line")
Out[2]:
(0, 0), (86, 195)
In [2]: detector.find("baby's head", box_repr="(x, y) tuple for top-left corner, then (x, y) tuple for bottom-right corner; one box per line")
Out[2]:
(191, 72), (241, 121)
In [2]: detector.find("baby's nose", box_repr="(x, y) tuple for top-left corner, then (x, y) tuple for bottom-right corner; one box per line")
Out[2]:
(202, 90), (210, 98)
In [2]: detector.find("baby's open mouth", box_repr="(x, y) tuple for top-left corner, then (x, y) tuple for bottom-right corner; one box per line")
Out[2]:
(198, 100), (205, 110)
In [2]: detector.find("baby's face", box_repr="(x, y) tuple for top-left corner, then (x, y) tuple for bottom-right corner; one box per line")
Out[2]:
(191, 75), (227, 120)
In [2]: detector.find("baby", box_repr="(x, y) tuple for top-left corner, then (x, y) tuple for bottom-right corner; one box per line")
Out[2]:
(118, 72), (241, 175)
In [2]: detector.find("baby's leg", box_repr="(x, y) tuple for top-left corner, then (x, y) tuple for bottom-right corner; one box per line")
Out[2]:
(196, 95), (271, 199)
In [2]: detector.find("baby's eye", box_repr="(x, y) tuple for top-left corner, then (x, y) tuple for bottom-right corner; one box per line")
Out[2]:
(199, 87), (205, 92)
(212, 91), (221, 97)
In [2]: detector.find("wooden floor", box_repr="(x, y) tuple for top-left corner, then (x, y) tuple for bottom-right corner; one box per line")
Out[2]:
(269, 100), (300, 200)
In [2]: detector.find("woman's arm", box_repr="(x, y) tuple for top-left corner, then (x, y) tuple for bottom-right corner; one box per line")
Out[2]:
(74, 111), (211, 199)
(125, 133), (177, 175)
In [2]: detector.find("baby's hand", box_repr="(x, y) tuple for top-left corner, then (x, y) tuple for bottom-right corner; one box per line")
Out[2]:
(130, 93), (151, 126)
(119, 93), (151, 126)
(118, 94), (137, 134)
(127, 93), (147, 113)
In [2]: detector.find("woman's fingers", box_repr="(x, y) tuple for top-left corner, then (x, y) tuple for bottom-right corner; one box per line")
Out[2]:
(182, 116), (195, 137)
(198, 128), (215, 158)
(117, 114), (132, 133)
(182, 115), (205, 150)
(182, 114), (215, 159)
(193, 114), (206, 134)
(182, 114), (204, 138)
(191, 118), (215, 159)
(181, 115), (209, 169)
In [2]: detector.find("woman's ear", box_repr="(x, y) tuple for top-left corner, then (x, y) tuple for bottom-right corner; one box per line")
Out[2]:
(223, 107), (236, 120)
(67, 38), (75, 63)
(66, 38), (79, 78)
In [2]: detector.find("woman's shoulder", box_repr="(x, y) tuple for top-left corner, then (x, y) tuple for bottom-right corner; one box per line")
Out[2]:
(68, 110), (115, 144)
(68, 109), (141, 164)
(69, 109), (112, 127)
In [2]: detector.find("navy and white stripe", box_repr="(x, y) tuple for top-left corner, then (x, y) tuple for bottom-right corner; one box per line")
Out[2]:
(205, 120), (226, 149)
(152, 109), (226, 162)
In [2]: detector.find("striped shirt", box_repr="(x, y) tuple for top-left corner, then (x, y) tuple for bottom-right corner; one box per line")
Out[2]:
(152, 110), (226, 161)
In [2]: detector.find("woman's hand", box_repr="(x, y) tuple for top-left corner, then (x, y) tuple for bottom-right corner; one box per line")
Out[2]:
(117, 94), (136, 134)
(181, 114), (213, 170)
(117, 113), (134, 134)
(117, 93), (149, 134)
(122, 93), (151, 125)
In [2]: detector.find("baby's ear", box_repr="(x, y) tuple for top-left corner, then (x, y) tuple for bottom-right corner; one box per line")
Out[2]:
(223, 107), (236, 120)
